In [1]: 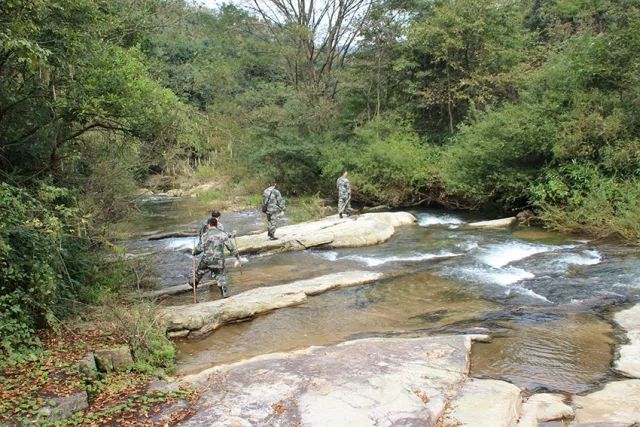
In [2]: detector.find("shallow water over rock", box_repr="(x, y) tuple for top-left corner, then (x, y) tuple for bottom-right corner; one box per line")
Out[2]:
(122, 197), (640, 393)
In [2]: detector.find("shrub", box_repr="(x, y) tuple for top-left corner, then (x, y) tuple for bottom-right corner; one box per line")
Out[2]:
(437, 104), (557, 210)
(532, 165), (640, 241)
(321, 117), (429, 206)
(0, 183), (134, 356)
(100, 302), (175, 373)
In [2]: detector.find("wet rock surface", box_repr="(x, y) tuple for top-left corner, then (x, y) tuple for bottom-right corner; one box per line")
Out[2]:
(161, 271), (383, 337)
(614, 304), (640, 378)
(175, 335), (487, 426)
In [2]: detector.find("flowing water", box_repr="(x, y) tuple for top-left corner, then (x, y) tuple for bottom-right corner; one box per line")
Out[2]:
(122, 196), (640, 394)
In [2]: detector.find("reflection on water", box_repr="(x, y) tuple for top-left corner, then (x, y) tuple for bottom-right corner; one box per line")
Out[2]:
(122, 200), (640, 393)
(471, 312), (615, 393)
(175, 272), (496, 375)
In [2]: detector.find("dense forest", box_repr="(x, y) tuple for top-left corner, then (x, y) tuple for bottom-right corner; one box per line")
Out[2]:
(2, 0), (639, 354)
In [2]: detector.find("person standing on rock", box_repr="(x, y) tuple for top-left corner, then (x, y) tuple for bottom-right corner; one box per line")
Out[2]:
(337, 170), (352, 218)
(193, 217), (241, 298)
(262, 181), (286, 240)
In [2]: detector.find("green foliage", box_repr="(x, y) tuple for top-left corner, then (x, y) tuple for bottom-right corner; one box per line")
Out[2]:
(248, 135), (323, 195)
(102, 303), (175, 373)
(533, 167), (640, 241)
(321, 117), (429, 206)
(438, 103), (558, 209)
(0, 182), (138, 355)
(287, 195), (331, 224)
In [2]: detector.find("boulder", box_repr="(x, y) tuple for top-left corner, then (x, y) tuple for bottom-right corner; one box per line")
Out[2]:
(614, 304), (640, 378)
(176, 335), (489, 426)
(467, 217), (517, 229)
(442, 378), (522, 427)
(518, 393), (573, 427)
(234, 212), (416, 255)
(161, 271), (382, 337)
(516, 209), (536, 226)
(78, 352), (98, 378)
(37, 391), (89, 422)
(94, 346), (134, 372)
(573, 380), (640, 425)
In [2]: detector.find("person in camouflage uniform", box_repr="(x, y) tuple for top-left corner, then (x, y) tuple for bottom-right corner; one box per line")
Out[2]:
(197, 210), (226, 248)
(262, 181), (286, 240)
(193, 217), (241, 298)
(336, 170), (352, 218)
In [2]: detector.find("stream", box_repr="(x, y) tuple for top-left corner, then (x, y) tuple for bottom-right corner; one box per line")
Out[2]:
(121, 196), (640, 395)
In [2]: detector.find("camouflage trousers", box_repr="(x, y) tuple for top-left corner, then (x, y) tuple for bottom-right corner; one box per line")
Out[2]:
(338, 196), (352, 216)
(266, 213), (279, 237)
(194, 259), (229, 298)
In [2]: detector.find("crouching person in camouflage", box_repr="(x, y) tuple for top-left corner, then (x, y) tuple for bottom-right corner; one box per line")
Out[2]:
(193, 217), (241, 298)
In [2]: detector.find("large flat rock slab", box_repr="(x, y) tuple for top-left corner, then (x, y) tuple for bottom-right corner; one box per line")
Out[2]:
(467, 217), (517, 229)
(518, 393), (573, 427)
(235, 212), (416, 254)
(443, 378), (521, 427)
(161, 271), (382, 338)
(176, 335), (486, 426)
(614, 304), (640, 378)
(572, 380), (640, 425)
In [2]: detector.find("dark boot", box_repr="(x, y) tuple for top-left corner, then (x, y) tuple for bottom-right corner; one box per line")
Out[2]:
(219, 284), (229, 298)
(339, 213), (343, 218)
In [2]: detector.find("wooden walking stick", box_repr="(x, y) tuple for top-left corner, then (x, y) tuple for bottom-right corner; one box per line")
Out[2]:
(192, 258), (197, 303)
(191, 246), (198, 304)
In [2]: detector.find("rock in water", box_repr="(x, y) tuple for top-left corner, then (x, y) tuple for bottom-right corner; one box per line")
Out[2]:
(234, 212), (416, 255)
(467, 217), (517, 229)
(614, 304), (640, 378)
(175, 335), (490, 426)
(161, 271), (383, 337)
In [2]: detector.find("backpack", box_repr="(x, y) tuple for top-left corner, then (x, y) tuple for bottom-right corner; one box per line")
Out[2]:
(262, 188), (275, 213)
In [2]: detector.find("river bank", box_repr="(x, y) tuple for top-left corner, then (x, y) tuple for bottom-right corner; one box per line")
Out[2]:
(153, 299), (640, 425)
(11, 193), (639, 425)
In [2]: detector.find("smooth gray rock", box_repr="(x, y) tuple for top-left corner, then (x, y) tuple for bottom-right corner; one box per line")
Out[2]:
(443, 378), (522, 427)
(467, 217), (517, 228)
(38, 391), (89, 422)
(235, 212), (416, 255)
(94, 346), (134, 372)
(176, 335), (489, 426)
(161, 271), (383, 337)
(78, 352), (98, 377)
(518, 393), (573, 427)
(614, 304), (640, 378)
(572, 380), (640, 425)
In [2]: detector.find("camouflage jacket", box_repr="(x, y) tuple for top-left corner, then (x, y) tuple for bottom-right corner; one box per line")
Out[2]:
(336, 176), (351, 199)
(262, 186), (285, 214)
(198, 221), (225, 247)
(194, 227), (238, 269)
